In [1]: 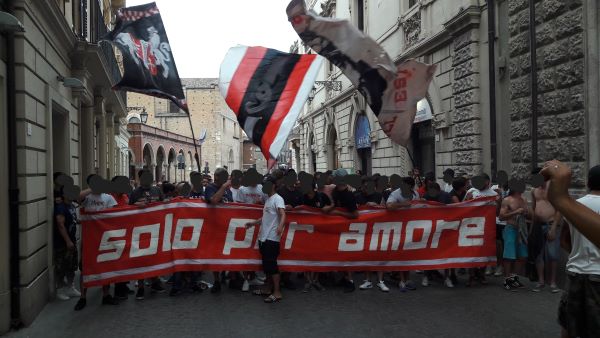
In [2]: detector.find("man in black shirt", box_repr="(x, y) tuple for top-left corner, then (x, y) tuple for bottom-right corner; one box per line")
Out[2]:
(322, 170), (359, 292)
(277, 171), (304, 209)
(355, 177), (383, 206)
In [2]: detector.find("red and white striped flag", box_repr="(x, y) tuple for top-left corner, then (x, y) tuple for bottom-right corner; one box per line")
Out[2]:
(286, 0), (436, 146)
(219, 46), (323, 169)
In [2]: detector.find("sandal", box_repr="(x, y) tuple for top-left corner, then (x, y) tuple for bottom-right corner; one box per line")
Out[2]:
(263, 294), (282, 303)
(253, 289), (271, 296)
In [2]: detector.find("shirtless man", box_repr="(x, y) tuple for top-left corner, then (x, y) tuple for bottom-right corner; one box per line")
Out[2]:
(499, 189), (531, 291)
(532, 177), (562, 293)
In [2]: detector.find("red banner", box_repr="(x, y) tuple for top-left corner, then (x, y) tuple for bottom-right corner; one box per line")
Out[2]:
(81, 198), (497, 287)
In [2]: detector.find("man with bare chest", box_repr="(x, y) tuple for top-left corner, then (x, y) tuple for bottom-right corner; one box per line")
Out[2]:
(532, 180), (562, 293)
(499, 189), (531, 291)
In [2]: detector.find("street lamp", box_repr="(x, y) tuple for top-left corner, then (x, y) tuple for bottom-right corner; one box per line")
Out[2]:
(139, 109), (148, 124)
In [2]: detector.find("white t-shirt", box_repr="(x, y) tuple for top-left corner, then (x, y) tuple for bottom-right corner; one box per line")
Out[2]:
(237, 185), (267, 204)
(82, 193), (117, 212)
(566, 194), (600, 275)
(259, 193), (285, 242)
(387, 188), (417, 204)
(467, 187), (498, 199)
(230, 187), (241, 203)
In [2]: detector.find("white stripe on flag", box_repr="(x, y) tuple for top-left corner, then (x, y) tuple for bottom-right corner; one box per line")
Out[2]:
(218, 45), (248, 99)
(268, 55), (323, 159)
(83, 256), (497, 283)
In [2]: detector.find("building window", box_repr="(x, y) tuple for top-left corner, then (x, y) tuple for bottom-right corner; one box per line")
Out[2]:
(357, 0), (364, 31)
(128, 116), (141, 124)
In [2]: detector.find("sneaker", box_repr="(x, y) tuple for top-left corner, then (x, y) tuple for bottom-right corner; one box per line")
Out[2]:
(242, 280), (250, 292)
(399, 281), (408, 293)
(512, 276), (526, 289)
(550, 284), (561, 293)
(444, 277), (454, 288)
(376, 281), (389, 292)
(503, 277), (517, 292)
(485, 266), (493, 276)
(404, 280), (417, 291)
(56, 290), (70, 301)
(343, 280), (356, 293)
(312, 281), (325, 291)
(64, 286), (81, 298)
(532, 283), (545, 292)
(74, 298), (86, 311)
(102, 295), (119, 305)
(493, 266), (504, 277)
(136, 287), (145, 300)
(211, 281), (221, 294)
(421, 276), (429, 287)
(302, 282), (312, 293)
(359, 280), (373, 290)
(248, 278), (265, 286)
(151, 282), (166, 293)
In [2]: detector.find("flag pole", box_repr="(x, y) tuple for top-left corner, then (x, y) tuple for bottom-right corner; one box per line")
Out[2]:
(185, 109), (201, 172)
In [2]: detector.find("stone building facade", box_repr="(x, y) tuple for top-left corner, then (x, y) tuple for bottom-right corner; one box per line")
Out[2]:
(0, 0), (128, 332)
(506, 0), (596, 188)
(127, 78), (243, 177)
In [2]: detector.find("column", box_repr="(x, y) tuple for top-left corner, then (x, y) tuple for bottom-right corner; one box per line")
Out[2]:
(106, 111), (115, 179)
(80, 105), (95, 187)
(95, 96), (107, 178)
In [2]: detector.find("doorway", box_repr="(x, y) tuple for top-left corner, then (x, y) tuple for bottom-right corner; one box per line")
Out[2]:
(52, 105), (70, 176)
(409, 120), (435, 175)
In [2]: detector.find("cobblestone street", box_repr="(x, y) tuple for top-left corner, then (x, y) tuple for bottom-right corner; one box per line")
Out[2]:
(9, 273), (561, 338)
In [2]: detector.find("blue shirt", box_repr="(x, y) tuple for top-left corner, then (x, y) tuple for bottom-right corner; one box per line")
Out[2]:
(204, 183), (232, 203)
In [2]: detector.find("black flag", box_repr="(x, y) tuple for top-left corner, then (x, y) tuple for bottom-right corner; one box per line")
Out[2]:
(104, 2), (187, 112)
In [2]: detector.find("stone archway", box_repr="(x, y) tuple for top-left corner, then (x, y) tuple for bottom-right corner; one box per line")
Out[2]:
(326, 126), (339, 170)
(143, 143), (154, 169)
(167, 148), (176, 182)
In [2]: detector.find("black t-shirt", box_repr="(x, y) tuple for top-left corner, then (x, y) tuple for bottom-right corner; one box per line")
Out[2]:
(449, 190), (466, 203)
(303, 191), (331, 208)
(332, 188), (358, 212)
(424, 191), (452, 205)
(355, 191), (383, 206)
(204, 183), (233, 203)
(277, 187), (304, 207)
(53, 202), (77, 249)
(129, 186), (164, 204)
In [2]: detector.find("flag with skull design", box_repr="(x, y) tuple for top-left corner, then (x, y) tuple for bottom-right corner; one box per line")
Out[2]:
(104, 2), (187, 112)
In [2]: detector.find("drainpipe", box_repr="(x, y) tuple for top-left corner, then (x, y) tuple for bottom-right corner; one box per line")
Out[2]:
(528, 0), (538, 169)
(6, 0), (23, 329)
(488, 0), (498, 179)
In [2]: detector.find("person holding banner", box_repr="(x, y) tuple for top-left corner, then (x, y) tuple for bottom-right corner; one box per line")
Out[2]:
(245, 177), (287, 303)
(204, 168), (233, 293)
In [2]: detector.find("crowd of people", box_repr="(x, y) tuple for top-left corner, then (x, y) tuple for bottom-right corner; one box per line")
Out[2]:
(52, 160), (600, 336)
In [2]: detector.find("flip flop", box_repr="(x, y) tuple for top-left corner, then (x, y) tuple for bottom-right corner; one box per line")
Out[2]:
(253, 289), (271, 296)
(263, 295), (282, 303)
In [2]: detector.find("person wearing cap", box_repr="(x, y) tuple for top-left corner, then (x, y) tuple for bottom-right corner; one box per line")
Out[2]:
(542, 161), (600, 338)
(322, 170), (359, 292)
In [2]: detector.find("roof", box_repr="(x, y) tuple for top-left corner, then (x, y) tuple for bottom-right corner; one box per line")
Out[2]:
(181, 78), (219, 89)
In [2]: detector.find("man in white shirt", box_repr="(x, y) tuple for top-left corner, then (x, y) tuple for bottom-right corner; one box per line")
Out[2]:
(558, 165), (600, 338)
(245, 177), (286, 303)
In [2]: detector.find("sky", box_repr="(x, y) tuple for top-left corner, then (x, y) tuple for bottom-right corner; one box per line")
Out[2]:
(125, 0), (300, 78)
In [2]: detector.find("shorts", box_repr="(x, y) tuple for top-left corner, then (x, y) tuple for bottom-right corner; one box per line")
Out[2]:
(259, 240), (280, 276)
(536, 223), (561, 263)
(558, 271), (600, 338)
(503, 226), (528, 260)
(496, 223), (506, 242)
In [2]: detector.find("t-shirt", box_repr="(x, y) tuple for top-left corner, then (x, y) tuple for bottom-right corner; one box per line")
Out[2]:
(259, 194), (285, 242)
(424, 191), (452, 205)
(387, 188), (417, 204)
(442, 181), (453, 193)
(238, 185), (267, 204)
(277, 187), (304, 207)
(231, 187), (241, 203)
(355, 191), (383, 206)
(467, 187), (498, 199)
(82, 193), (117, 212)
(189, 190), (203, 199)
(566, 194), (600, 275)
(53, 202), (77, 249)
(332, 188), (358, 212)
(303, 191), (331, 208)
(204, 183), (233, 203)
(129, 186), (164, 205)
(449, 189), (466, 203)
(111, 193), (129, 206)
